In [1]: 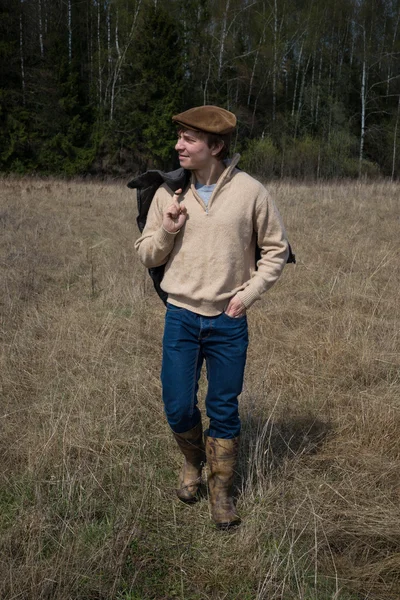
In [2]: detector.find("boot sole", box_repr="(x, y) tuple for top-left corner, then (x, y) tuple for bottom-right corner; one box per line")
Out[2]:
(215, 518), (241, 530)
(176, 493), (199, 504)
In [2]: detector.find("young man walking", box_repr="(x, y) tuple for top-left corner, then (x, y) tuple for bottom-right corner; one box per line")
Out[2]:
(135, 105), (289, 529)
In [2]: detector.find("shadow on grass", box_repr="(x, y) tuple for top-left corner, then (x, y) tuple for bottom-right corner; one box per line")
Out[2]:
(237, 412), (332, 491)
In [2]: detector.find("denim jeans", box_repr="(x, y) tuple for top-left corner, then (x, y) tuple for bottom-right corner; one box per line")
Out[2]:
(161, 303), (249, 439)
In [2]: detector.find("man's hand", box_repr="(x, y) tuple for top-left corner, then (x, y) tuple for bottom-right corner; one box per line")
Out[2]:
(163, 189), (187, 233)
(225, 294), (246, 318)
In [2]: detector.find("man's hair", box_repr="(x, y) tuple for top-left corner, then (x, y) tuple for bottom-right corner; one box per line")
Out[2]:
(205, 131), (232, 160)
(177, 127), (232, 161)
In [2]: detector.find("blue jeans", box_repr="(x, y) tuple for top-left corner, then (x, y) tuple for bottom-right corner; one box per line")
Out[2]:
(161, 303), (249, 439)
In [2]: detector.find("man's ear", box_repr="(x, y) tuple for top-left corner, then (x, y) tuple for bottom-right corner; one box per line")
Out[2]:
(210, 142), (224, 157)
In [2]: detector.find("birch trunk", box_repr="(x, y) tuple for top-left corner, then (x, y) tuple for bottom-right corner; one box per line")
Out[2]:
(327, 59), (333, 142)
(359, 29), (366, 178)
(38, 0), (44, 57)
(272, 0), (278, 122)
(386, 11), (399, 98)
(295, 53), (311, 138)
(327, 49), (332, 98)
(88, 1), (93, 95)
(182, 14), (187, 68)
(310, 48), (315, 120)
(379, 14), (386, 71)
(349, 20), (355, 67)
(115, 8), (121, 59)
(314, 50), (322, 126)
(98, 1), (102, 105)
(291, 39), (303, 118)
(107, 3), (111, 80)
(203, 56), (212, 106)
(248, 26), (265, 107)
(68, 0), (72, 63)
(391, 94), (400, 181)
(338, 23), (346, 81)
(110, 0), (143, 121)
(251, 72), (270, 135)
(218, 0), (230, 81)
(247, 48), (259, 107)
(20, 1), (25, 105)
(44, 0), (48, 34)
(284, 51), (288, 98)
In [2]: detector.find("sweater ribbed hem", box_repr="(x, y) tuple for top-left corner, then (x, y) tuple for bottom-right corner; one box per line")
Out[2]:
(167, 295), (228, 317)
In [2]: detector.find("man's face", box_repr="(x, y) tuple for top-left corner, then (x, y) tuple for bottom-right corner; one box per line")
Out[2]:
(175, 129), (221, 171)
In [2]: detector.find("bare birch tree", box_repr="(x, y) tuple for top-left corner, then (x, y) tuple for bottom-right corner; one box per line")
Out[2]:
(359, 25), (367, 177)
(391, 93), (400, 180)
(109, 0), (143, 121)
(97, 0), (102, 105)
(68, 0), (72, 63)
(272, 0), (278, 121)
(38, 0), (44, 57)
(218, 0), (230, 80)
(20, 0), (25, 105)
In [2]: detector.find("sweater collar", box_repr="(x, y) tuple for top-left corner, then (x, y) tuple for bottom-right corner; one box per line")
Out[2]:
(222, 153), (241, 180)
(190, 153), (241, 211)
(190, 153), (241, 189)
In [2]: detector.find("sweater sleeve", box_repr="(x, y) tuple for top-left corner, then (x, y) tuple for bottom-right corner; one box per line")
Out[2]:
(236, 189), (289, 309)
(134, 188), (179, 268)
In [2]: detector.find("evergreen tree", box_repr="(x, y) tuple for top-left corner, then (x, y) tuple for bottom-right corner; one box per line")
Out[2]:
(0, 0), (398, 177)
(110, 1), (184, 170)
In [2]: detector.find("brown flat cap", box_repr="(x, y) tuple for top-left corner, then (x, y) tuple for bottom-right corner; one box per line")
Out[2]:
(172, 105), (237, 134)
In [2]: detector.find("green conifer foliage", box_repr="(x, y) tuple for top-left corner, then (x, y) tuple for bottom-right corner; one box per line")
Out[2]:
(110, 1), (184, 170)
(0, 0), (398, 177)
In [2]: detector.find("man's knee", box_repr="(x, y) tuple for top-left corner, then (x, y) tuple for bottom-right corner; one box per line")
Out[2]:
(165, 407), (200, 434)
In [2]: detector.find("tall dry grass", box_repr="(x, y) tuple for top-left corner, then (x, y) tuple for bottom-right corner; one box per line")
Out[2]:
(0, 177), (399, 600)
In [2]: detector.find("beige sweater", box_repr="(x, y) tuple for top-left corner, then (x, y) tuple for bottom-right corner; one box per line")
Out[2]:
(135, 154), (289, 316)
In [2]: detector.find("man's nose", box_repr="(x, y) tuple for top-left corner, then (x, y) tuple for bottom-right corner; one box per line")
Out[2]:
(175, 138), (184, 150)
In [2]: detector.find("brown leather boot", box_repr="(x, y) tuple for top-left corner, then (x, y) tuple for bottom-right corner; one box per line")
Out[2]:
(172, 422), (205, 503)
(205, 435), (241, 529)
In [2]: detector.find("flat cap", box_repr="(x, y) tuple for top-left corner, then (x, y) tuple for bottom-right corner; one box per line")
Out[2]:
(172, 105), (237, 135)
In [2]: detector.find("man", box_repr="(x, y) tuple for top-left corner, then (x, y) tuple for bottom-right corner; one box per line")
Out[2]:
(135, 105), (289, 529)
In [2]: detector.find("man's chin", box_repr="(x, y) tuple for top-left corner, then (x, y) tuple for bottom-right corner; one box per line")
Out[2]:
(179, 157), (193, 169)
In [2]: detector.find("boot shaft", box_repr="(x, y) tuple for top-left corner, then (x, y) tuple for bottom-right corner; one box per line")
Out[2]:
(205, 435), (241, 528)
(173, 421), (205, 466)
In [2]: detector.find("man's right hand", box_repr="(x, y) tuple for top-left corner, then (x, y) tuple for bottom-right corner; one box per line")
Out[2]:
(162, 189), (187, 234)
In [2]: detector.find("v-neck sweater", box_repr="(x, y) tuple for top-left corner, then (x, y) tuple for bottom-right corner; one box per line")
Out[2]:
(134, 154), (289, 316)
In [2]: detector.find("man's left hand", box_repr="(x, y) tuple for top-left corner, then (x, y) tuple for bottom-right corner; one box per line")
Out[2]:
(225, 295), (246, 318)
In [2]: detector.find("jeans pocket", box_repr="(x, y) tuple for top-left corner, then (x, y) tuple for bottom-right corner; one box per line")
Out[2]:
(222, 311), (247, 321)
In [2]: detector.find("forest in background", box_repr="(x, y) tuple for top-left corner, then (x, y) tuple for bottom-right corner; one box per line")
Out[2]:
(0, 0), (399, 179)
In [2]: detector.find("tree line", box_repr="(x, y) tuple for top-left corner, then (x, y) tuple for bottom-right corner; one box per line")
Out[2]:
(0, 0), (399, 179)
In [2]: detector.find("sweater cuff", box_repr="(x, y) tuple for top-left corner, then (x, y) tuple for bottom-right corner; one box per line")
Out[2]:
(236, 287), (260, 309)
(153, 226), (180, 249)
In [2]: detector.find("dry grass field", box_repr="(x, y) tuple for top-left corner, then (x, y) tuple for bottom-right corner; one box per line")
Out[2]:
(0, 177), (399, 600)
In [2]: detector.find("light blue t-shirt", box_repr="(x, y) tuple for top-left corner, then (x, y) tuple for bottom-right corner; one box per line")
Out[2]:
(195, 182), (216, 207)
